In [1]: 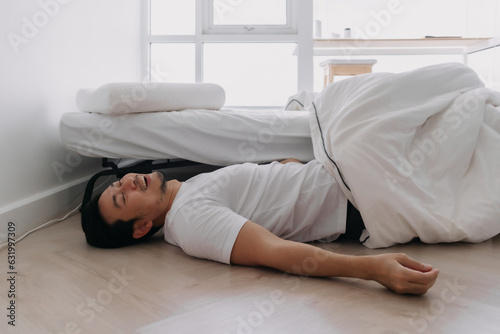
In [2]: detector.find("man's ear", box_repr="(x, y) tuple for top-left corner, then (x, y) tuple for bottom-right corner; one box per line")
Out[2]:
(132, 220), (153, 239)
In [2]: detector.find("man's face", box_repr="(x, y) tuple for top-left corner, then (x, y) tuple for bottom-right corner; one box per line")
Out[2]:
(98, 171), (167, 224)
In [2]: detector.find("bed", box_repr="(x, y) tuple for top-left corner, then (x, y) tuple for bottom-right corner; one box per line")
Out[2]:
(59, 107), (313, 165)
(60, 100), (315, 206)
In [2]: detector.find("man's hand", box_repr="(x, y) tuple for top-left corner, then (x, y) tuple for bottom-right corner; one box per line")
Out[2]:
(368, 253), (439, 295)
(279, 158), (303, 164)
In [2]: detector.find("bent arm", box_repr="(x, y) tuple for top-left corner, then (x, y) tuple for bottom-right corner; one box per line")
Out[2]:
(230, 221), (439, 294)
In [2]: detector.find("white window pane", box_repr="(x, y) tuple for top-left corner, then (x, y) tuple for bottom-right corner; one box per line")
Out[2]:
(150, 43), (195, 83)
(204, 43), (297, 106)
(151, 0), (195, 35)
(213, 0), (287, 25)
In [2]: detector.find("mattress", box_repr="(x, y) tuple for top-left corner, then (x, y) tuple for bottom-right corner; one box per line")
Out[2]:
(59, 108), (314, 166)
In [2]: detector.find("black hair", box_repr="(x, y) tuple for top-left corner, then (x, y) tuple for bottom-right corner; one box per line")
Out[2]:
(80, 193), (161, 248)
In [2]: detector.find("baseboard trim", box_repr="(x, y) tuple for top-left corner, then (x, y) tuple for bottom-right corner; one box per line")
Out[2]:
(0, 176), (91, 245)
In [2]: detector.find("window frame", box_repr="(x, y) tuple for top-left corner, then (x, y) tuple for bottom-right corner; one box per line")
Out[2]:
(203, 0), (297, 35)
(141, 0), (313, 106)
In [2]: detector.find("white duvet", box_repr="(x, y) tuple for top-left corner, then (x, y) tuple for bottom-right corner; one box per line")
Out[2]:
(309, 63), (500, 248)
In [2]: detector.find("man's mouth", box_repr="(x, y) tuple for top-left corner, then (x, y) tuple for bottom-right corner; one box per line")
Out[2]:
(140, 175), (148, 190)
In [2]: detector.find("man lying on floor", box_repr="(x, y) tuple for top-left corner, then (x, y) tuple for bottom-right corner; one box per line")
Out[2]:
(81, 158), (440, 295)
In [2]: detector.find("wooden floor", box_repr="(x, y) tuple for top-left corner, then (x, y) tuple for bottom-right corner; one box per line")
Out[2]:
(1, 213), (499, 334)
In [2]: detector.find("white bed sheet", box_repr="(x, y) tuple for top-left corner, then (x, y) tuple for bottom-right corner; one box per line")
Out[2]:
(59, 108), (314, 166)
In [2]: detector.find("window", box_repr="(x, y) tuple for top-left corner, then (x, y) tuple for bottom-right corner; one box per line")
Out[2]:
(150, 0), (195, 35)
(144, 0), (312, 106)
(150, 43), (196, 83)
(205, 0), (294, 34)
(212, 0), (287, 26)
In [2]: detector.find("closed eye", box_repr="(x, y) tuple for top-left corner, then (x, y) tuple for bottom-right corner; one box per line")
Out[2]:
(118, 180), (126, 204)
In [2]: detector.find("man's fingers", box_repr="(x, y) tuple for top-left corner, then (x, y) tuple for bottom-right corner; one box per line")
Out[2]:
(398, 254), (433, 272)
(395, 268), (439, 294)
(407, 268), (440, 285)
(399, 281), (435, 295)
(397, 255), (439, 294)
(375, 253), (440, 294)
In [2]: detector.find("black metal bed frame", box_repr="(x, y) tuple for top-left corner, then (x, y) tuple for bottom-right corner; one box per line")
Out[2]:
(79, 158), (202, 212)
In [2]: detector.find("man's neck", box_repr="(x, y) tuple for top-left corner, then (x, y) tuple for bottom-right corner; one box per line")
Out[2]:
(153, 179), (182, 227)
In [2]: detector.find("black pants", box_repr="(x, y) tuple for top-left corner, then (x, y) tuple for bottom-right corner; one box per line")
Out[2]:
(339, 200), (365, 241)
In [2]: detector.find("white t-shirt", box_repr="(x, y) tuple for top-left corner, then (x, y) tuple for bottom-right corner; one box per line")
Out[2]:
(164, 160), (348, 264)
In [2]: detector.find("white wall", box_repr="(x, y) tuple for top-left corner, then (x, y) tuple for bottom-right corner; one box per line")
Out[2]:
(0, 0), (141, 244)
(313, 0), (469, 39)
(467, 0), (500, 91)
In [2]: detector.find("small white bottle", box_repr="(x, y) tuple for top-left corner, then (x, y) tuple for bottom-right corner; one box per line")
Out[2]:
(344, 28), (351, 39)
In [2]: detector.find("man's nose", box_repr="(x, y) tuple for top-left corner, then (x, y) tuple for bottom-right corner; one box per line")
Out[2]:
(121, 175), (137, 190)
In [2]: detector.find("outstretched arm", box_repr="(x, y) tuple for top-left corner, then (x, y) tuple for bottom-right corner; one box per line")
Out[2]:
(230, 221), (439, 295)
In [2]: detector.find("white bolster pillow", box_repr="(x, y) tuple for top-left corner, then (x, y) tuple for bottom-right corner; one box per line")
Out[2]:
(76, 82), (225, 114)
